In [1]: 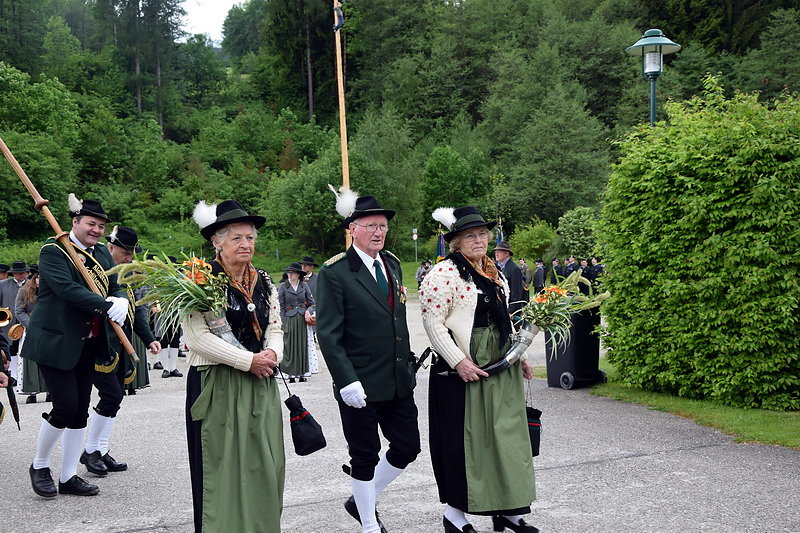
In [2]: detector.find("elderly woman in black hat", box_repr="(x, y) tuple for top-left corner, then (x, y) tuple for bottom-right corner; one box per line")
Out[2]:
(183, 200), (285, 533)
(421, 206), (538, 533)
(278, 261), (316, 383)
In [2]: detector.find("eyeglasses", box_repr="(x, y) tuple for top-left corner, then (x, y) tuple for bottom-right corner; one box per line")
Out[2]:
(462, 230), (490, 242)
(353, 222), (389, 233)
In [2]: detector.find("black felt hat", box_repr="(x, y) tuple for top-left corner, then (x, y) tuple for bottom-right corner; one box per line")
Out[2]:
(68, 194), (110, 222)
(282, 262), (307, 277)
(194, 200), (266, 241)
(299, 256), (319, 267)
(8, 261), (29, 273)
(342, 196), (396, 229)
(0, 264), (9, 273)
(106, 226), (143, 253)
(436, 206), (497, 242)
(494, 241), (513, 256)
(29, 264), (39, 274)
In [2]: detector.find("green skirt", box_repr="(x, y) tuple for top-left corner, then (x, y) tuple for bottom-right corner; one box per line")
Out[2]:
(280, 313), (308, 376)
(20, 334), (47, 394)
(191, 364), (285, 532)
(464, 326), (536, 513)
(129, 335), (150, 389)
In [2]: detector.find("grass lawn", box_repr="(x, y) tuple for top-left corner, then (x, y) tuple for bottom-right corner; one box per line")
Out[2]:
(531, 359), (800, 449)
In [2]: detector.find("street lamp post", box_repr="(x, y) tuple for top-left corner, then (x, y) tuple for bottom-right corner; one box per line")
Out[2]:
(626, 29), (681, 126)
(412, 228), (418, 263)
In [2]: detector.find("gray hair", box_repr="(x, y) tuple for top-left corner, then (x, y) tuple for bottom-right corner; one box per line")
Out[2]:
(211, 222), (258, 251)
(449, 229), (494, 253)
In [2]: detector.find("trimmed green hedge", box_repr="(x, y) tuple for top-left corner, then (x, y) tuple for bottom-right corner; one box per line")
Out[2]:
(598, 79), (800, 411)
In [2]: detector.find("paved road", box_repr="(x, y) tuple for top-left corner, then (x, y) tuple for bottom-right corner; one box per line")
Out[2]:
(1, 296), (798, 532)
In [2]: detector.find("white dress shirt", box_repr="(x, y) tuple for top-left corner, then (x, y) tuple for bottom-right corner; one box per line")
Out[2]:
(352, 244), (389, 283)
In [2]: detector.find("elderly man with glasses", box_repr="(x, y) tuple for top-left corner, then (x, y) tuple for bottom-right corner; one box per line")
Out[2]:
(316, 194), (420, 533)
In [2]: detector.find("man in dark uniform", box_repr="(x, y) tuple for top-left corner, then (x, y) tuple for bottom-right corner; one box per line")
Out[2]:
(0, 260), (30, 381)
(25, 195), (129, 498)
(81, 226), (161, 477)
(550, 258), (565, 284)
(317, 195), (420, 533)
(533, 259), (546, 294)
(494, 241), (526, 318)
(299, 256), (319, 299)
(565, 255), (580, 276)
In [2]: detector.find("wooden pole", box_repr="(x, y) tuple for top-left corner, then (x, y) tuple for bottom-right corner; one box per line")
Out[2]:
(333, 1), (352, 248)
(0, 137), (139, 363)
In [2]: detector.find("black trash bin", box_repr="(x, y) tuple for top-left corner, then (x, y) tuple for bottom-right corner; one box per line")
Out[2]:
(545, 309), (605, 389)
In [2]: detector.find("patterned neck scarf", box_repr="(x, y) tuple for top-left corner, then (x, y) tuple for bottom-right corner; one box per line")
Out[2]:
(466, 254), (503, 287)
(216, 254), (263, 341)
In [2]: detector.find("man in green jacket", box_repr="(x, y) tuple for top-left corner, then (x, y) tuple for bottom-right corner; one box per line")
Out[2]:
(317, 194), (420, 533)
(25, 195), (129, 498)
(80, 226), (161, 477)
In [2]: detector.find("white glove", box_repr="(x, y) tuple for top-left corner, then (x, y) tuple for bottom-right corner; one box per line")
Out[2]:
(105, 297), (129, 326)
(340, 381), (367, 408)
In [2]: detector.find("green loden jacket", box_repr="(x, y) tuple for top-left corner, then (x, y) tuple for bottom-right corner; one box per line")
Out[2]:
(316, 246), (416, 403)
(21, 238), (124, 371)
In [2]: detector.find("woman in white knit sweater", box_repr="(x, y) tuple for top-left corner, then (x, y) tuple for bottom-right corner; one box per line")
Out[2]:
(184, 200), (284, 533)
(421, 206), (538, 533)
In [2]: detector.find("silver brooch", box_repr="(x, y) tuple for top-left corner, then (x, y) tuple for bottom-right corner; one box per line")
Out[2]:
(247, 303), (256, 312)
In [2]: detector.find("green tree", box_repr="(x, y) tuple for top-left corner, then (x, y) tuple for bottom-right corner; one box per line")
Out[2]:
(735, 9), (800, 98)
(598, 78), (800, 410)
(556, 206), (597, 259)
(508, 220), (557, 263)
(420, 145), (484, 234)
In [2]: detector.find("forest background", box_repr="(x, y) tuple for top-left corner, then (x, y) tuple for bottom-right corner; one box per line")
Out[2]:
(0, 0), (799, 268)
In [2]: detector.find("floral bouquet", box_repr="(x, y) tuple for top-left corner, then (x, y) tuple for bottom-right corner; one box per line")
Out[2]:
(108, 256), (241, 348)
(515, 270), (610, 360)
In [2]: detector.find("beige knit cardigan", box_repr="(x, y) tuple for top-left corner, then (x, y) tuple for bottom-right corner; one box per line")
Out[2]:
(183, 282), (284, 372)
(420, 258), (517, 369)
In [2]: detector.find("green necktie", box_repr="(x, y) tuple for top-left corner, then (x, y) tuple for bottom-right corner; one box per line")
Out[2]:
(373, 259), (389, 300)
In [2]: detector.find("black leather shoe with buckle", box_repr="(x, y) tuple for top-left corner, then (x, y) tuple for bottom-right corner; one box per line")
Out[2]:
(80, 450), (109, 476)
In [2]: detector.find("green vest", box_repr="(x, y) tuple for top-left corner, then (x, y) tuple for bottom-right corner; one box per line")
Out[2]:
(316, 246), (416, 402)
(21, 238), (122, 371)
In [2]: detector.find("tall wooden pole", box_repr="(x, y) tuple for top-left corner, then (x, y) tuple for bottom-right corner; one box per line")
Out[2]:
(0, 137), (139, 363)
(333, 1), (352, 248)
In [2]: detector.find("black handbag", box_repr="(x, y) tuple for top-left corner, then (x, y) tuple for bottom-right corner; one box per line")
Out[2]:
(526, 381), (542, 457)
(280, 374), (326, 456)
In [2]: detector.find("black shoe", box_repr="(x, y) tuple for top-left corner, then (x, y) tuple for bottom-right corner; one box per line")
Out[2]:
(170, 369), (183, 378)
(153, 362), (163, 370)
(58, 475), (99, 496)
(492, 515), (539, 533)
(45, 394), (52, 402)
(29, 465), (57, 498)
(80, 450), (109, 476)
(162, 370), (171, 378)
(288, 377), (296, 383)
(344, 496), (387, 533)
(127, 388), (137, 396)
(444, 516), (476, 532)
(101, 453), (128, 472)
(26, 394), (37, 404)
(299, 377), (307, 382)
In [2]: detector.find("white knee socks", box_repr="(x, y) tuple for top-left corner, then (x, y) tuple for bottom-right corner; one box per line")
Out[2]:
(444, 505), (470, 529)
(60, 428), (85, 483)
(32, 421), (64, 469)
(351, 478), (380, 533)
(373, 453), (403, 498)
(166, 347), (179, 371)
(85, 411), (116, 455)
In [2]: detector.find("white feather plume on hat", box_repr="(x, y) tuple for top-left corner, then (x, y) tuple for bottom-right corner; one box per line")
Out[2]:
(68, 193), (83, 214)
(109, 226), (119, 242)
(432, 207), (457, 230)
(193, 201), (218, 229)
(327, 184), (359, 218)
